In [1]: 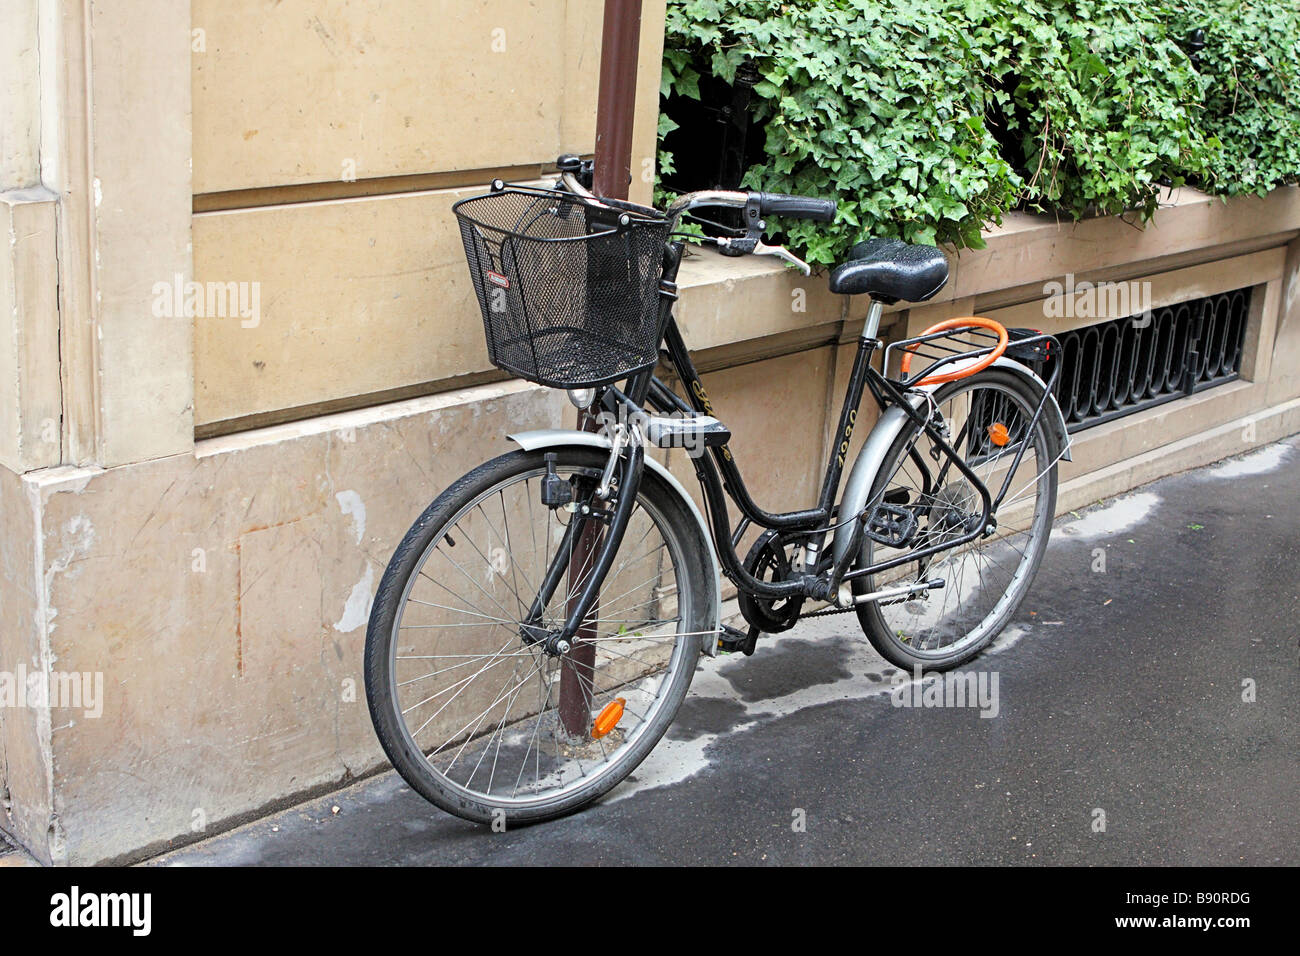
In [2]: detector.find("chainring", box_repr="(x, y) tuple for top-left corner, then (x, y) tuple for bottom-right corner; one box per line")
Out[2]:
(737, 530), (806, 633)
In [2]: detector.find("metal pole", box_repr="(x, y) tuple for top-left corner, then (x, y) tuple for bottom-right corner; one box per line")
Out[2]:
(591, 0), (643, 201)
(559, 0), (643, 739)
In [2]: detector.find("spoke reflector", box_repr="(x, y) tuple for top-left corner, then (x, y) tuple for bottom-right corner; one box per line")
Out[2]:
(592, 697), (627, 739)
(987, 422), (1010, 447)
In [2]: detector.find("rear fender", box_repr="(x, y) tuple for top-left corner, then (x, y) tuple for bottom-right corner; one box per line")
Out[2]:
(830, 357), (1071, 571)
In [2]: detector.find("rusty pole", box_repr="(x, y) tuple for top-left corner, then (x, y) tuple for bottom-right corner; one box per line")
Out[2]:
(558, 0), (644, 739)
(591, 0), (643, 201)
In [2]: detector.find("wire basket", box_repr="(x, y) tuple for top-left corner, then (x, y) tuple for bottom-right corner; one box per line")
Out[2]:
(454, 183), (672, 388)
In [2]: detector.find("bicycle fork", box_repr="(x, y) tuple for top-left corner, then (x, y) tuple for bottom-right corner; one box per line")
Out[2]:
(518, 426), (646, 656)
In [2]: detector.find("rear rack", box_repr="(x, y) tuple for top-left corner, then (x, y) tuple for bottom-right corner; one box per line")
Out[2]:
(884, 325), (1064, 391)
(879, 324), (1068, 514)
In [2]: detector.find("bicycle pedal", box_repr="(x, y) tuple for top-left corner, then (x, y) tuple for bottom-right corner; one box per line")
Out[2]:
(718, 623), (760, 656)
(863, 502), (917, 547)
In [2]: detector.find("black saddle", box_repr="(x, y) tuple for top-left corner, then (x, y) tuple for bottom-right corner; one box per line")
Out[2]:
(828, 238), (949, 303)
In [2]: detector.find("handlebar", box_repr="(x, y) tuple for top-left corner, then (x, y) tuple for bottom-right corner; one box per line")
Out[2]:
(560, 171), (835, 229)
(664, 188), (836, 228)
(753, 192), (837, 222)
(558, 170), (833, 273)
(664, 189), (747, 225)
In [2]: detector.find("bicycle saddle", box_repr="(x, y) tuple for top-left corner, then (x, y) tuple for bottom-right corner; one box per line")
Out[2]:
(828, 238), (950, 304)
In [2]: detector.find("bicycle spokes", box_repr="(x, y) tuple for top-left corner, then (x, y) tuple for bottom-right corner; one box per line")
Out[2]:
(387, 461), (691, 805)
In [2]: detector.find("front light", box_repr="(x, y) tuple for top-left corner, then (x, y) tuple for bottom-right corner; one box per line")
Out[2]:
(566, 387), (596, 409)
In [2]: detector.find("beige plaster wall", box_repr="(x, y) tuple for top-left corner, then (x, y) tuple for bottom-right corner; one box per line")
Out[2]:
(0, 0), (41, 190)
(19, 380), (564, 863)
(193, 0), (601, 194)
(190, 1), (667, 429)
(0, 190), (61, 472)
(46, 0), (197, 469)
(192, 186), (491, 427)
(0, 460), (49, 859)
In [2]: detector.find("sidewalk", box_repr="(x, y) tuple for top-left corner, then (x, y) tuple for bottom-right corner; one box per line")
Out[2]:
(138, 433), (1299, 866)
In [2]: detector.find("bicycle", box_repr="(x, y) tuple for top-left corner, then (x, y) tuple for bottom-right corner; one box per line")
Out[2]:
(364, 156), (1073, 824)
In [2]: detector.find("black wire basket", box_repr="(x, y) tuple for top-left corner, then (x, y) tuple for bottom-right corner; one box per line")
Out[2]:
(454, 183), (672, 389)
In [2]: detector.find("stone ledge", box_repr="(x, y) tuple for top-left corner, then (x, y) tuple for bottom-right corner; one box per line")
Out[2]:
(673, 186), (1300, 358)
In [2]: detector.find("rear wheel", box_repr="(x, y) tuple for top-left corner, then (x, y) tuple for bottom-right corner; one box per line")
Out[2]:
(365, 447), (709, 824)
(853, 369), (1059, 671)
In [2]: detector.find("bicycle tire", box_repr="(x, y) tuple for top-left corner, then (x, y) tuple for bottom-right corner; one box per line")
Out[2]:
(364, 447), (709, 825)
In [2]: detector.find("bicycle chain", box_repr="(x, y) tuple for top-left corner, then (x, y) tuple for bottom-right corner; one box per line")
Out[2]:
(801, 603), (857, 618)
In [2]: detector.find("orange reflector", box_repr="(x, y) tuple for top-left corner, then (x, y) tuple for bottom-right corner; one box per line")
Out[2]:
(592, 698), (627, 739)
(987, 423), (1010, 446)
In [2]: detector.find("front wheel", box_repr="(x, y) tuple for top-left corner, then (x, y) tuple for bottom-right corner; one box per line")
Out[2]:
(853, 368), (1060, 671)
(364, 447), (709, 825)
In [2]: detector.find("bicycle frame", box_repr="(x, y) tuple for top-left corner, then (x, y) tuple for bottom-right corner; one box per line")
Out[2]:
(633, 241), (1068, 605)
(529, 238), (1069, 646)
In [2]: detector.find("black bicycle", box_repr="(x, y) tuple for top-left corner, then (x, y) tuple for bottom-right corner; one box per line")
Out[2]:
(364, 157), (1072, 824)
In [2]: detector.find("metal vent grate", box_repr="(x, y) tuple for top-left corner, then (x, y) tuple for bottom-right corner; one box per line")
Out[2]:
(1021, 287), (1252, 432)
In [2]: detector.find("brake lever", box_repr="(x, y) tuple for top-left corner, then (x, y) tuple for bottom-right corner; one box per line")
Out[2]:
(714, 194), (810, 274)
(754, 240), (811, 276)
(716, 235), (756, 257)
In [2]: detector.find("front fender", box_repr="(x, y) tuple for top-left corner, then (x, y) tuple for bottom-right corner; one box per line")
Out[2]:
(508, 429), (721, 656)
(829, 357), (1071, 572)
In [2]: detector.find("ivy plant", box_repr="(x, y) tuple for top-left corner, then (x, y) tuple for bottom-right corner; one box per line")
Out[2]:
(965, 0), (1214, 220)
(661, 0), (1023, 264)
(1165, 0), (1300, 195)
(658, 0), (1299, 263)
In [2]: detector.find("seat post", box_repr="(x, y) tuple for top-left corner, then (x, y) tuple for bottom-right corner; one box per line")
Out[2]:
(863, 299), (885, 339)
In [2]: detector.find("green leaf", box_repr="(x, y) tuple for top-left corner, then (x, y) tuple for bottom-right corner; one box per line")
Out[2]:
(675, 66), (701, 101)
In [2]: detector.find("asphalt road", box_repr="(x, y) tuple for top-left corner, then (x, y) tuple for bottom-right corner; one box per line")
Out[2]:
(156, 436), (1300, 866)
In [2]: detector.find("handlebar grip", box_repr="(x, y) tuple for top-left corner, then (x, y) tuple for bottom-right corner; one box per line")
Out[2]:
(754, 192), (837, 222)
